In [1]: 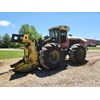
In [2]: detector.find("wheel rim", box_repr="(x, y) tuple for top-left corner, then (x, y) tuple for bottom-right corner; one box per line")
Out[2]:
(49, 50), (60, 64)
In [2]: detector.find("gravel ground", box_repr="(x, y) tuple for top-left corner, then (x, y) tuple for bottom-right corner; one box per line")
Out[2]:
(0, 50), (100, 87)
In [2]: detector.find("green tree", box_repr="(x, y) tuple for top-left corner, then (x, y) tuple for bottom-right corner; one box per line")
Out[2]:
(0, 35), (2, 47)
(19, 24), (43, 40)
(69, 34), (72, 36)
(0, 35), (1, 40)
(1, 33), (11, 48)
(10, 42), (21, 48)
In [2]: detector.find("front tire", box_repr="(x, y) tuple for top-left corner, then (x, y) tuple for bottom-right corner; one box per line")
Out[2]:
(39, 43), (64, 70)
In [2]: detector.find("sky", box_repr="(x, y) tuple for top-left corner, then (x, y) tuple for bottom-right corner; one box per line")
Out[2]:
(0, 12), (100, 40)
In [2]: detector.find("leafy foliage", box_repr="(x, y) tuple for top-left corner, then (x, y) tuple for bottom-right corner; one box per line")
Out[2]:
(0, 33), (11, 48)
(0, 33), (21, 48)
(69, 34), (72, 36)
(19, 24), (43, 40)
(0, 24), (43, 48)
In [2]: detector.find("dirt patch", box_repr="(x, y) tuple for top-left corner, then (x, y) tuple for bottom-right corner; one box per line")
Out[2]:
(0, 50), (100, 87)
(0, 58), (22, 66)
(0, 58), (22, 74)
(0, 62), (4, 66)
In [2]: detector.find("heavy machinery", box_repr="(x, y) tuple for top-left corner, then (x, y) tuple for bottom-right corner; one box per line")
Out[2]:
(10, 25), (87, 73)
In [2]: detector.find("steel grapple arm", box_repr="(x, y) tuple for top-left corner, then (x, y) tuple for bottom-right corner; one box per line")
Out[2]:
(10, 34), (39, 73)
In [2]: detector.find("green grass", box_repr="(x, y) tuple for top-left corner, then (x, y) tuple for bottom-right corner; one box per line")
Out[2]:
(88, 47), (100, 50)
(0, 50), (24, 59)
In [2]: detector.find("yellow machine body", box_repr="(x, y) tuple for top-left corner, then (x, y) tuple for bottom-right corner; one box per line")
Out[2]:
(11, 34), (39, 72)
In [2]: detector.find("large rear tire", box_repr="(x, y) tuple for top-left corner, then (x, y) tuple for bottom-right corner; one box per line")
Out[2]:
(69, 44), (86, 63)
(39, 43), (64, 70)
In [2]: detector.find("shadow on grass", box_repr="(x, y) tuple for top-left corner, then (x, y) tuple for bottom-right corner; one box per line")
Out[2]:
(9, 60), (88, 80)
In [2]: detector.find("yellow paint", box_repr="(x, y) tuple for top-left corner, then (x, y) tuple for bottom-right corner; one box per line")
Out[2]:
(13, 34), (39, 72)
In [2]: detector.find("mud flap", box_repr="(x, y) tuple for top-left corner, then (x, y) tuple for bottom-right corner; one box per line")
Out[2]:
(10, 59), (37, 73)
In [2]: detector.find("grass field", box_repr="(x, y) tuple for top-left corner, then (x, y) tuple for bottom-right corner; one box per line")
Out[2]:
(88, 47), (100, 50)
(0, 50), (24, 59)
(0, 47), (99, 59)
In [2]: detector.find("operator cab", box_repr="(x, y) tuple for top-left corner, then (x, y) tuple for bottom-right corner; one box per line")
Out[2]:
(49, 25), (70, 43)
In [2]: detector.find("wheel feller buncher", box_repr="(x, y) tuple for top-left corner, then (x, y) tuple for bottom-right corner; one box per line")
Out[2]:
(10, 25), (87, 73)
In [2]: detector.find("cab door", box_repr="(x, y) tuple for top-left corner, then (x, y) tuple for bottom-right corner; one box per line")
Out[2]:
(60, 30), (67, 43)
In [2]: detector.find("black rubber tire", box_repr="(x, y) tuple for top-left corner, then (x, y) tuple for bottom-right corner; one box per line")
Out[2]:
(39, 43), (64, 70)
(69, 44), (86, 63)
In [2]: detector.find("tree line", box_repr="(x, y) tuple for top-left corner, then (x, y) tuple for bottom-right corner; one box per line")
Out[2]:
(0, 24), (43, 48)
